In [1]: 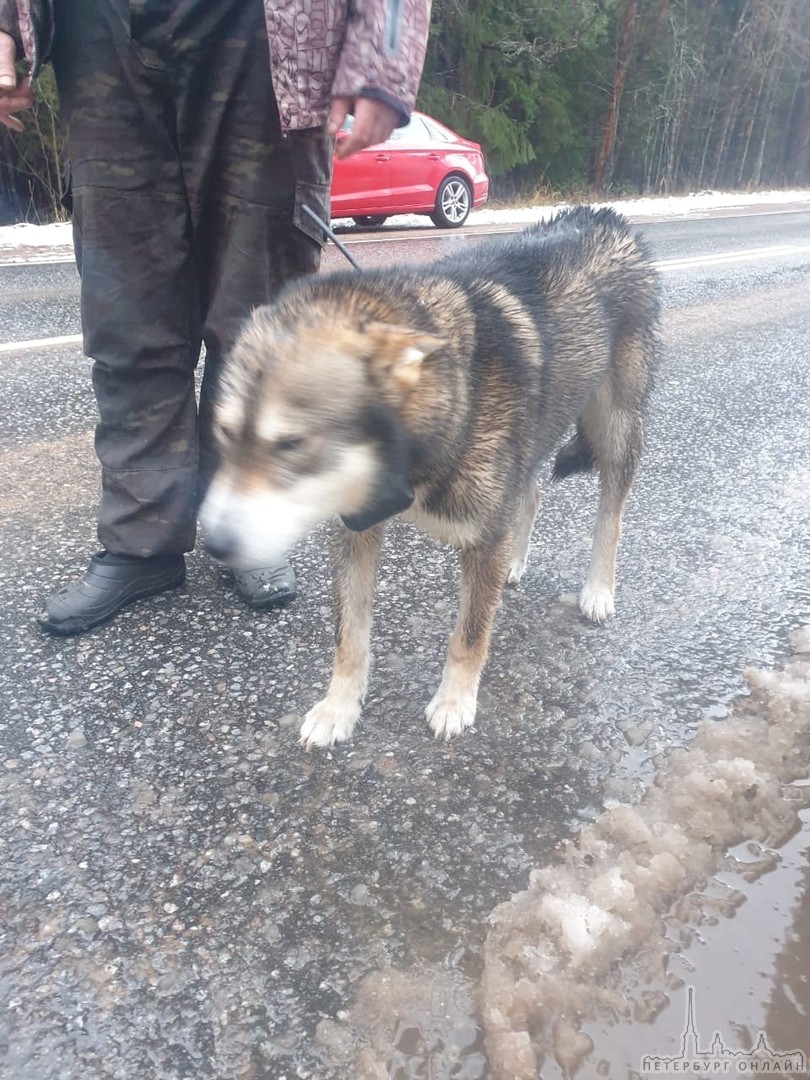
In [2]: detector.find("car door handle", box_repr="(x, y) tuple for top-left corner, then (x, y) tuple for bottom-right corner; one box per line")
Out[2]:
(374, 154), (390, 161)
(428, 153), (440, 161)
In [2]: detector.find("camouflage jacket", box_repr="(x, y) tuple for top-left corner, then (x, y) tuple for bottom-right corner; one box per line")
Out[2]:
(0, 0), (431, 129)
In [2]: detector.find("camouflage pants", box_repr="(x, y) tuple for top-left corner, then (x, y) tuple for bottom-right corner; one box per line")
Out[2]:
(51, 0), (333, 556)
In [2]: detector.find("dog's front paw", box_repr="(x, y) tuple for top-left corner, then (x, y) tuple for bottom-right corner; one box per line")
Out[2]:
(299, 698), (360, 750)
(579, 582), (615, 623)
(506, 556), (527, 586)
(425, 691), (477, 741)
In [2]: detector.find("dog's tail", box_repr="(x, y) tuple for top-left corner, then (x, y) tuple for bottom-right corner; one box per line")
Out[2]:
(552, 427), (595, 482)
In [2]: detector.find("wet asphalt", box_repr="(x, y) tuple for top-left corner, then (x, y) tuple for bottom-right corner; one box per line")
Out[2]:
(1, 209), (809, 1078)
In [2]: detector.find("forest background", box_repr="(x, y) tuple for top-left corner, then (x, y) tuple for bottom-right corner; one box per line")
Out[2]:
(1, 0), (809, 223)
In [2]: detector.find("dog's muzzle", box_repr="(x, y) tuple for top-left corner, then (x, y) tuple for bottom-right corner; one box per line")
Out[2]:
(199, 487), (243, 564)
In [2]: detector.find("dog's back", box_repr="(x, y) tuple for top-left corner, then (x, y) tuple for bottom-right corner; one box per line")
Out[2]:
(348, 206), (657, 483)
(432, 205), (660, 468)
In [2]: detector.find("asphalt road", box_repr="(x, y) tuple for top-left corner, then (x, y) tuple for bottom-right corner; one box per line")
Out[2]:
(1, 207), (809, 1079)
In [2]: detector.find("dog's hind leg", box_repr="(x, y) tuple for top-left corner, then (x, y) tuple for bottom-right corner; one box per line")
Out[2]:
(579, 465), (632, 622)
(299, 523), (385, 749)
(507, 480), (541, 585)
(578, 349), (649, 622)
(427, 535), (512, 740)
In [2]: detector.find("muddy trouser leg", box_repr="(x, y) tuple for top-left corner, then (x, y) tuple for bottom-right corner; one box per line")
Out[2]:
(51, 0), (333, 557)
(51, 2), (201, 557)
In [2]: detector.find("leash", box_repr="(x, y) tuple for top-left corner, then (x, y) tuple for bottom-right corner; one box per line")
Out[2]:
(301, 204), (363, 272)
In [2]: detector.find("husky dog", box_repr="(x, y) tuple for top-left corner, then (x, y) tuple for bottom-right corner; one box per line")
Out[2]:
(200, 207), (659, 748)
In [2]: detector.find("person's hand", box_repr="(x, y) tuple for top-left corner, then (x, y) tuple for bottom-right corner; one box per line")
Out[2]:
(0, 29), (33, 132)
(326, 96), (401, 159)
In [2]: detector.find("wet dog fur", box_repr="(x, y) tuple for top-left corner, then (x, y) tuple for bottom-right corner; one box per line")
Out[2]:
(200, 207), (660, 748)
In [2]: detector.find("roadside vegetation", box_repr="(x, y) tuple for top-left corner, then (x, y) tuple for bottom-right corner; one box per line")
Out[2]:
(2, 0), (809, 223)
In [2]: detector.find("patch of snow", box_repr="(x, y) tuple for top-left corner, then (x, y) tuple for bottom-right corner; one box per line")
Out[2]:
(482, 638), (810, 1078)
(3, 189), (809, 255)
(0, 220), (73, 249)
(470, 187), (810, 228)
(333, 188), (810, 232)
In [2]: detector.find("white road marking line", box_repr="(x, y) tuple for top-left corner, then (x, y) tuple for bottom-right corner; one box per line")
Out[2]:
(656, 243), (810, 270)
(0, 241), (808, 355)
(0, 333), (83, 354)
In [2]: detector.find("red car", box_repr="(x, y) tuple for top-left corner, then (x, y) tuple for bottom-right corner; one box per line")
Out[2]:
(330, 111), (489, 229)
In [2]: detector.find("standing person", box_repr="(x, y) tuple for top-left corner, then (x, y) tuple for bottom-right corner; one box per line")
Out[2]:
(0, 0), (431, 635)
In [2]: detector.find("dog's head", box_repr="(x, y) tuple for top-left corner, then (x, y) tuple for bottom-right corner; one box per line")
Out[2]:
(199, 294), (445, 568)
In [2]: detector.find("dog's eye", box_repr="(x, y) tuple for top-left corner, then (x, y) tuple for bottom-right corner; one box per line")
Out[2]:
(217, 423), (237, 444)
(275, 436), (306, 454)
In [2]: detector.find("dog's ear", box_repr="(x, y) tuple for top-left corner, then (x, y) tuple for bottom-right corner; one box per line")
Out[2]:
(364, 322), (446, 390)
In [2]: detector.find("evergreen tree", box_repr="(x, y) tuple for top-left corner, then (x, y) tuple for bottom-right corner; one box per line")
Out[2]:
(419, 0), (616, 184)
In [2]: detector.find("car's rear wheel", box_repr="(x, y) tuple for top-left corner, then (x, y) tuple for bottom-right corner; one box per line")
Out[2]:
(352, 215), (388, 228)
(430, 176), (472, 228)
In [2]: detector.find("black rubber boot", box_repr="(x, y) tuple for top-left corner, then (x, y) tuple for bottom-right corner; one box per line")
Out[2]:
(39, 551), (186, 636)
(232, 562), (297, 610)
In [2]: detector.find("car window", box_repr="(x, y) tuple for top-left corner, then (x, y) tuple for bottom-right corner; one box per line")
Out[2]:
(388, 115), (432, 144)
(339, 113), (451, 145)
(422, 117), (458, 143)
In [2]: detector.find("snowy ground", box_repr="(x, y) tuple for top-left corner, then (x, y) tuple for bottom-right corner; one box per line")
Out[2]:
(2, 188), (810, 255)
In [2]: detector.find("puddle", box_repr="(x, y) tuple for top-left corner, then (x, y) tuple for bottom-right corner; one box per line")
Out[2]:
(568, 818), (810, 1078)
(335, 626), (810, 1078)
